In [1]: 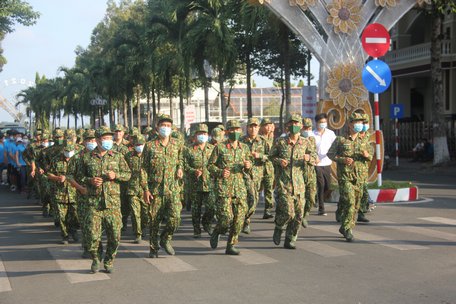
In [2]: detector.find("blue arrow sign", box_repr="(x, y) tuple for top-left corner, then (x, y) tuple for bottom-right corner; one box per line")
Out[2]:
(362, 59), (392, 94)
(390, 104), (404, 119)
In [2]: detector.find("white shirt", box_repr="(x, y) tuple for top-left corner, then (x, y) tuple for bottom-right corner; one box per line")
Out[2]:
(313, 128), (337, 167)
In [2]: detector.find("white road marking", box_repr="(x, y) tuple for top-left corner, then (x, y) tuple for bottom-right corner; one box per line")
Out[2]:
(254, 230), (354, 258)
(47, 246), (110, 284)
(419, 217), (456, 226)
(312, 225), (428, 250)
(0, 256), (12, 293)
(377, 220), (456, 242)
(120, 242), (197, 273)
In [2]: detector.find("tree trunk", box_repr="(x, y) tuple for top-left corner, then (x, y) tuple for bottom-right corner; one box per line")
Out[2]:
(146, 88), (151, 127)
(74, 114), (77, 129)
(81, 114), (84, 128)
(204, 79), (209, 122)
(152, 83), (157, 126)
(179, 78), (185, 132)
(129, 96), (134, 129)
(169, 90), (173, 121)
(279, 78), (285, 134)
(307, 50), (312, 87)
(219, 74), (227, 125)
(136, 87), (141, 129)
(108, 97), (114, 127)
(280, 24), (292, 117)
(246, 53), (253, 118)
(123, 96), (129, 128)
(431, 9), (450, 165)
(67, 114), (70, 129)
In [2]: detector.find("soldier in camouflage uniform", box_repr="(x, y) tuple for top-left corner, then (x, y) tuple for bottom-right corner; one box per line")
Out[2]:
(210, 128), (225, 146)
(208, 119), (252, 255)
(67, 129), (97, 258)
(183, 123), (215, 238)
(142, 114), (184, 258)
(47, 142), (79, 244)
(269, 113), (311, 249)
(125, 135), (149, 243)
(327, 112), (373, 242)
(301, 118), (318, 228)
(259, 118), (275, 219)
(35, 132), (53, 217)
(357, 113), (374, 223)
(112, 124), (131, 232)
(240, 117), (268, 234)
(23, 130), (42, 199)
(78, 126), (131, 273)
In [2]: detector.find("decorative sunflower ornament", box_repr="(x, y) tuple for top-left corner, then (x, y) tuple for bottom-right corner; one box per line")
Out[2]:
(326, 0), (362, 34)
(375, 0), (397, 7)
(289, 0), (317, 10)
(325, 63), (367, 110)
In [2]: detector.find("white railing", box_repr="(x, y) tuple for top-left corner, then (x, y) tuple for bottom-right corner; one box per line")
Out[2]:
(383, 40), (452, 65)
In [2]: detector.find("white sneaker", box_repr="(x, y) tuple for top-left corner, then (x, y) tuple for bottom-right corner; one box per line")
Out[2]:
(10, 185), (16, 192)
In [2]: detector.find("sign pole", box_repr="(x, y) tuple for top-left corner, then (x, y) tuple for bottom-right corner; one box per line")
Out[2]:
(374, 90), (382, 187)
(395, 118), (399, 166)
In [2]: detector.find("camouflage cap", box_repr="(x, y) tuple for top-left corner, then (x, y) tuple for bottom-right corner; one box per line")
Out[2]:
(247, 117), (260, 126)
(157, 113), (173, 124)
(226, 119), (241, 130)
(83, 129), (96, 140)
(362, 113), (370, 123)
(129, 127), (140, 136)
(211, 127), (224, 142)
(135, 135), (146, 145)
(63, 141), (76, 152)
(349, 112), (365, 122)
(41, 131), (50, 140)
(287, 113), (302, 123)
(96, 125), (114, 138)
(114, 124), (126, 132)
(216, 124), (225, 131)
(194, 123), (208, 133)
(261, 118), (273, 126)
(53, 128), (64, 138)
(64, 129), (76, 140)
(143, 127), (153, 134)
(302, 118), (313, 128)
(35, 129), (43, 136)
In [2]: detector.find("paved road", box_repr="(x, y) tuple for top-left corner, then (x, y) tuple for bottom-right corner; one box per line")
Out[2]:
(0, 163), (455, 304)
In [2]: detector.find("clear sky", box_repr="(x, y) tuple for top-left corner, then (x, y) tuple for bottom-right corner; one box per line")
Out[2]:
(0, 0), (319, 124)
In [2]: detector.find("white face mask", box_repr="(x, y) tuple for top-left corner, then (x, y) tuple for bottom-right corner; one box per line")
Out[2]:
(135, 145), (144, 153)
(319, 123), (327, 130)
(64, 150), (75, 158)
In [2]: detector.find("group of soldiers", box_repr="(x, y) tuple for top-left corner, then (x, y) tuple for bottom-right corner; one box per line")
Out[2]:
(22, 111), (373, 274)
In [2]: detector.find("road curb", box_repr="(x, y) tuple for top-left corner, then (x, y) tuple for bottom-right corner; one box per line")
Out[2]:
(368, 187), (419, 203)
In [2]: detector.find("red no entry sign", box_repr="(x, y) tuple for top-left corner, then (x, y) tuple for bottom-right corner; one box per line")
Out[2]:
(362, 23), (390, 58)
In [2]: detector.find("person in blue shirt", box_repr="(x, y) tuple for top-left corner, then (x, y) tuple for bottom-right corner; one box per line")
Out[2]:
(15, 137), (27, 194)
(0, 133), (6, 185)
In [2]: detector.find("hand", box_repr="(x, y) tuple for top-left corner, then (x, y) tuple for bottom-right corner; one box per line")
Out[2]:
(39, 168), (44, 175)
(58, 175), (66, 183)
(280, 159), (288, 168)
(344, 158), (354, 166)
(177, 168), (183, 179)
(143, 191), (153, 205)
(363, 150), (370, 158)
(244, 160), (251, 169)
(252, 152), (259, 159)
(31, 170), (35, 178)
(91, 177), (103, 187)
(222, 168), (230, 178)
(304, 154), (310, 162)
(106, 171), (116, 180)
(195, 169), (203, 178)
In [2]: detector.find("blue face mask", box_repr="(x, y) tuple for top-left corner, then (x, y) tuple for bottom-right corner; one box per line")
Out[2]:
(302, 130), (311, 138)
(135, 145), (144, 153)
(353, 123), (364, 133)
(159, 126), (172, 138)
(101, 139), (113, 151)
(86, 142), (97, 151)
(362, 124), (369, 132)
(319, 123), (327, 130)
(197, 134), (208, 143)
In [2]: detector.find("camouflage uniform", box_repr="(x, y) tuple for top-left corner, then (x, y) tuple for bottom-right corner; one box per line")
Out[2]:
(269, 114), (310, 248)
(183, 124), (215, 237)
(301, 118), (318, 225)
(48, 142), (79, 243)
(142, 114), (183, 256)
(327, 112), (372, 241)
(125, 135), (149, 242)
(208, 120), (251, 255)
(112, 124), (131, 231)
(67, 129), (96, 256)
(35, 133), (53, 216)
(78, 126), (131, 271)
(22, 132), (42, 199)
(259, 118), (275, 219)
(240, 117), (268, 233)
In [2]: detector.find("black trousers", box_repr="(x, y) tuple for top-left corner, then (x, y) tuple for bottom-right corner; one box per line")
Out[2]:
(315, 165), (331, 212)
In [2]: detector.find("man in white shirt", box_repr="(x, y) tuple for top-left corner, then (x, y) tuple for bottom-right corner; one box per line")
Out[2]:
(313, 113), (336, 216)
